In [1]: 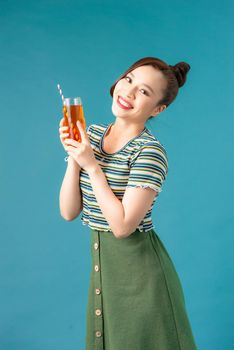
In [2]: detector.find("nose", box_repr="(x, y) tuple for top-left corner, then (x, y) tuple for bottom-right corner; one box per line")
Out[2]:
(125, 86), (135, 99)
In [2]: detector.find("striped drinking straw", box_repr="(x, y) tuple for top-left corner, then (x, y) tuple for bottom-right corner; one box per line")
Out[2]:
(57, 83), (70, 162)
(57, 83), (65, 105)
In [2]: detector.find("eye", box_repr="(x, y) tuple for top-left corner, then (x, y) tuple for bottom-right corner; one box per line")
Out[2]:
(140, 89), (149, 96)
(125, 76), (131, 83)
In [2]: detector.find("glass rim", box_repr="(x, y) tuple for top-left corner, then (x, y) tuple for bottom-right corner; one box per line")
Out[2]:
(63, 97), (82, 105)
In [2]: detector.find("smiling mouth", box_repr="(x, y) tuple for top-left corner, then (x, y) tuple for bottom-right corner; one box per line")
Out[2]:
(117, 96), (133, 109)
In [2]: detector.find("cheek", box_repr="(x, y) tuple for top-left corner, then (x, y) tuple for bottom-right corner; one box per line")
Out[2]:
(114, 81), (123, 92)
(136, 99), (156, 115)
(114, 79), (128, 92)
(137, 96), (151, 108)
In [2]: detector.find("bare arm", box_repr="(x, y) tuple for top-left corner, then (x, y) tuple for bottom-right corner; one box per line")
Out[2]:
(87, 164), (158, 239)
(60, 124), (160, 237)
(59, 156), (83, 221)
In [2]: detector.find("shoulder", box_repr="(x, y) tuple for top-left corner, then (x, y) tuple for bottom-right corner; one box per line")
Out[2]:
(131, 127), (168, 164)
(86, 123), (108, 136)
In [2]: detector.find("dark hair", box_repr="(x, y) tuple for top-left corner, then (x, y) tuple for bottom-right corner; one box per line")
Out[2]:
(110, 56), (191, 120)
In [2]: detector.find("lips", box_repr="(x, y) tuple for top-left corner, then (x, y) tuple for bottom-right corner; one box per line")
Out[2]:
(117, 96), (133, 109)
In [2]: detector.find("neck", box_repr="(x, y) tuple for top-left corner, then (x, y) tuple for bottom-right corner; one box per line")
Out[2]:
(110, 120), (145, 137)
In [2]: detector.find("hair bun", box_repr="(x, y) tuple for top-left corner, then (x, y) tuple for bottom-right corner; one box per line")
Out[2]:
(170, 62), (191, 87)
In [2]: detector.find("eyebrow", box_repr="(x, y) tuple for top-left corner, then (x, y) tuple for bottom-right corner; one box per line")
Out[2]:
(128, 71), (155, 95)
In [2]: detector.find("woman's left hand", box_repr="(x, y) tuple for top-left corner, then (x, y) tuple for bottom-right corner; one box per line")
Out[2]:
(64, 120), (98, 173)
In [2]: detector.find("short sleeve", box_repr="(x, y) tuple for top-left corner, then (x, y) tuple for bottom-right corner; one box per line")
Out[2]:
(86, 124), (92, 135)
(86, 124), (94, 139)
(126, 142), (169, 193)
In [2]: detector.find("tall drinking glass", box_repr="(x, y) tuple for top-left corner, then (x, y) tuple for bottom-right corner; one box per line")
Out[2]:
(63, 97), (86, 142)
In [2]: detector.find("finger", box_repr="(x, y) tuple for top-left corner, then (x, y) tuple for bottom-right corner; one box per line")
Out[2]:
(59, 118), (64, 127)
(64, 138), (79, 147)
(64, 145), (77, 152)
(76, 120), (87, 142)
(59, 126), (69, 132)
(59, 117), (67, 127)
(60, 133), (69, 139)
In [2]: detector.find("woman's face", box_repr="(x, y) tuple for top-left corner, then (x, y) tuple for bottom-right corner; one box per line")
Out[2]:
(112, 65), (167, 124)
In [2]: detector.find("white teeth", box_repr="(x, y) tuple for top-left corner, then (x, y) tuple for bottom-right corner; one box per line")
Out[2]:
(119, 97), (132, 108)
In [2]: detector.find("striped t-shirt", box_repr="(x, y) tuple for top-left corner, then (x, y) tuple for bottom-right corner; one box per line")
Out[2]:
(79, 123), (169, 232)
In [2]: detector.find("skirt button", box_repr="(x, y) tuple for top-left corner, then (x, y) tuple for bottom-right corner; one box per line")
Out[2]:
(94, 242), (99, 250)
(94, 265), (99, 272)
(95, 331), (102, 337)
(95, 288), (101, 295)
(95, 308), (102, 316)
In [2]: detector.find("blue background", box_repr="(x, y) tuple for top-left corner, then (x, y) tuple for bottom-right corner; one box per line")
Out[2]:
(1, 0), (233, 348)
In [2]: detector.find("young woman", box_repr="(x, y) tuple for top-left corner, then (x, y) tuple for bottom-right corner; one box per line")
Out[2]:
(59, 57), (198, 350)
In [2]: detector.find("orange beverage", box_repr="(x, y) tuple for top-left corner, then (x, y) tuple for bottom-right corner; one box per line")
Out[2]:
(63, 97), (86, 142)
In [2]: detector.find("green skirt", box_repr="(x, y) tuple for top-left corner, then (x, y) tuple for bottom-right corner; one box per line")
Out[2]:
(85, 228), (197, 350)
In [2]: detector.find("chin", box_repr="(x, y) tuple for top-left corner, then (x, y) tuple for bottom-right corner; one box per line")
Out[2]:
(111, 106), (127, 119)
(111, 102), (122, 117)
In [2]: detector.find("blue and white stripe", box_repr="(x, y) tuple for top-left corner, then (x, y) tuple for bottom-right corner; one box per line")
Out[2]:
(79, 123), (169, 232)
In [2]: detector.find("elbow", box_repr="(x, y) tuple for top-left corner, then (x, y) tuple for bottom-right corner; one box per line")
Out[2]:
(60, 211), (77, 221)
(114, 226), (133, 240)
(115, 232), (130, 240)
(60, 206), (82, 222)
(114, 233), (124, 240)
(60, 214), (73, 221)
(111, 228), (125, 240)
(115, 222), (139, 239)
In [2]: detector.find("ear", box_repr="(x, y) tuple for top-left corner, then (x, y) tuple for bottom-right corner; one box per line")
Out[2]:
(151, 104), (167, 116)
